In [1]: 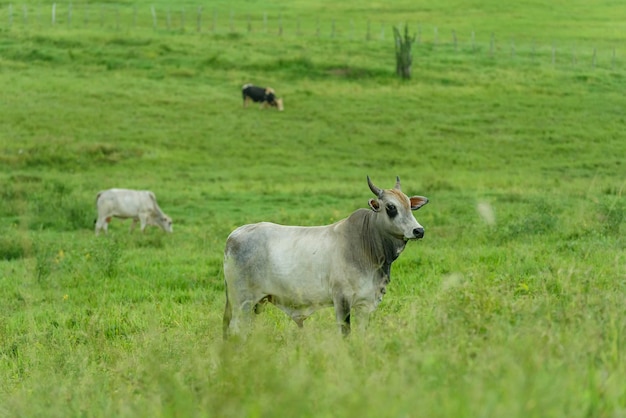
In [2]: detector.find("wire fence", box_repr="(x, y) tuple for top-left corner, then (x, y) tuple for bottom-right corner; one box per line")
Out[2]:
(2, 3), (622, 71)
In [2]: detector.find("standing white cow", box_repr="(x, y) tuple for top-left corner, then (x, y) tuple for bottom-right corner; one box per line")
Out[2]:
(95, 189), (173, 235)
(223, 176), (429, 339)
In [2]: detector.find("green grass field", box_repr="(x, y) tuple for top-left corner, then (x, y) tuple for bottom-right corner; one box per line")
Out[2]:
(1, 0), (625, 416)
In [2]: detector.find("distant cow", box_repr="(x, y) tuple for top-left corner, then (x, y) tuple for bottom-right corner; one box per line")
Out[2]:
(222, 176), (429, 339)
(95, 188), (173, 235)
(242, 84), (284, 111)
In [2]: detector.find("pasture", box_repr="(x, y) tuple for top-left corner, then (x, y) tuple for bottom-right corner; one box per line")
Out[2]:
(0, 0), (625, 416)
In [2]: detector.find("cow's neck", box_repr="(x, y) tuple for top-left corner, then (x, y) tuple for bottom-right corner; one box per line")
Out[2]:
(346, 209), (407, 279)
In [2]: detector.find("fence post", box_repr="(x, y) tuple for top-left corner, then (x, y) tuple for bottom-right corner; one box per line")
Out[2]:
(196, 7), (202, 32)
(612, 48), (616, 68)
(151, 5), (157, 29)
(23, 4), (28, 25)
(592, 47), (596, 68)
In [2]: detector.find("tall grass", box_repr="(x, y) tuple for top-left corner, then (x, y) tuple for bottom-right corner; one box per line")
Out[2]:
(0, 0), (625, 416)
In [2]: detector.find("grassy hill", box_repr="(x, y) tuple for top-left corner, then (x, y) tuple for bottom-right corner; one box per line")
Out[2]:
(0, 1), (625, 417)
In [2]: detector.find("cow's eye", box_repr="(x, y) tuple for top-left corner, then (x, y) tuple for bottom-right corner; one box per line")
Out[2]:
(386, 204), (397, 218)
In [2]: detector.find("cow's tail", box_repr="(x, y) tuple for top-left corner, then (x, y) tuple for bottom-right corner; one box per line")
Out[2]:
(222, 280), (232, 340)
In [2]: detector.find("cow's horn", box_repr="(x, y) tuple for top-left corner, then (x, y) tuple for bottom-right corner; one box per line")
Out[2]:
(394, 176), (401, 191)
(367, 176), (383, 198)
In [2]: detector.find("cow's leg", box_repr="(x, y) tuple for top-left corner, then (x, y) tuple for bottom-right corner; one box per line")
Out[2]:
(333, 295), (351, 336)
(223, 285), (233, 340)
(352, 305), (372, 334)
(228, 299), (256, 339)
(129, 218), (138, 233)
(138, 215), (148, 233)
(243, 96), (249, 108)
(95, 217), (104, 235)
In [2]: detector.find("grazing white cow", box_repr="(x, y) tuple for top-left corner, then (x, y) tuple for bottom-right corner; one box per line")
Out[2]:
(95, 188), (173, 235)
(223, 176), (429, 339)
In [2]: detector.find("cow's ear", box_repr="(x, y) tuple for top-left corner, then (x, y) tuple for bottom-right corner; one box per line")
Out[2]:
(368, 199), (381, 212)
(410, 196), (429, 211)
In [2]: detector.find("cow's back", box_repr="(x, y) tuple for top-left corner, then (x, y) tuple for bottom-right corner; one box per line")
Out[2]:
(97, 189), (155, 217)
(224, 221), (360, 304)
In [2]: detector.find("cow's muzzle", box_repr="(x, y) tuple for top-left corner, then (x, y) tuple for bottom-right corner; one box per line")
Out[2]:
(412, 227), (424, 239)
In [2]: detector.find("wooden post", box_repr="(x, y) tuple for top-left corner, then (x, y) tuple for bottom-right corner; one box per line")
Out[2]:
(151, 5), (157, 30)
(612, 48), (616, 68)
(592, 47), (596, 68)
(393, 24), (416, 79)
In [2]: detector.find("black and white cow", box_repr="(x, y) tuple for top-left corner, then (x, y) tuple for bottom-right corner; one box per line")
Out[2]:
(242, 84), (284, 111)
(222, 176), (429, 339)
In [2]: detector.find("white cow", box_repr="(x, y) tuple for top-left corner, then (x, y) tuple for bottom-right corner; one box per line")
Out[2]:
(223, 176), (429, 339)
(95, 188), (173, 235)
